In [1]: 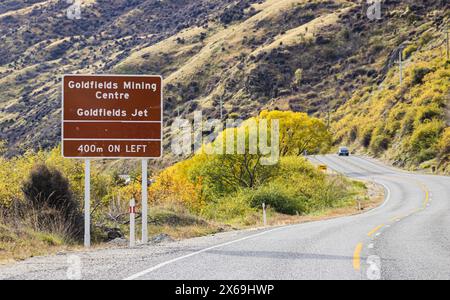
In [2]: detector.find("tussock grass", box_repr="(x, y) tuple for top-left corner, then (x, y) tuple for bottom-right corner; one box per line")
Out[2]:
(0, 219), (67, 263)
(116, 205), (227, 241)
(116, 0), (352, 104)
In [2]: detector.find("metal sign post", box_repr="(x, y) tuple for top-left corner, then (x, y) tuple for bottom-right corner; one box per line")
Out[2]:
(142, 159), (148, 244)
(84, 159), (91, 248)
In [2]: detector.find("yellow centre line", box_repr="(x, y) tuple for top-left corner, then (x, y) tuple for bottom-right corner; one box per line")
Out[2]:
(353, 181), (431, 273)
(353, 243), (363, 271)
(423, 187), (430, 208)
(367, 224), (384, 237)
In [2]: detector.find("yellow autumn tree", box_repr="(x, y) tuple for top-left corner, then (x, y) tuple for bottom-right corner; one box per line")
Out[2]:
(150, 155), (205, 213)
(0, 150), (47, 207)
(260, 110), (332, 156)
(150, 110), (332, 212)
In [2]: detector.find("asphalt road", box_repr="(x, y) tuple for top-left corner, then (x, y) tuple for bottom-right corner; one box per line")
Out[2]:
(0, 155), (449, 280)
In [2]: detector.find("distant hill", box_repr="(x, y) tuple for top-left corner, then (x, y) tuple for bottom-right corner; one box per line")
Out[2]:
(0, 0), (448, 163)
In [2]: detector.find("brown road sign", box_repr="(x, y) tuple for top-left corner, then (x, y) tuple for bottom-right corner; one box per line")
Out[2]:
(62, 75), (163, 159)
(64, 122), (161, 140)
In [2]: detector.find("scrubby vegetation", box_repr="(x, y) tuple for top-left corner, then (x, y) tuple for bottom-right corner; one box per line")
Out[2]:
(333, 28), (450, 173)
(21, 164), (83, 240)
(0, 222), (67, 262)
(149, 111), (366, 226)
(0, 147), (84, 261)
(0, 111), (370, 261)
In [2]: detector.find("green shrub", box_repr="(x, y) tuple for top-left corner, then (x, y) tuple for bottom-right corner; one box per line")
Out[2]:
(316, 175), (357, 210)
(349, 126), (358, 142)
(249, 183), (303, 215)
(410, 120), (444, 155)
(416, 148), (438, 163)
(419, 32), (433, 47)
(438, 128), (450, 160)
(21, 164), (83, 241)
(276, 156), (318, 179)
(403, 44), (418, 59)
(188, 154), (278, 197)
(370, 134), (390, 155)
(412, 67), (432, 85)
(415, 105), (442, 124)
(200, 155), (359, 218)
(203, 192), (256, 222)
(401, 110), (416, 135)
(360, 127), (373, 148)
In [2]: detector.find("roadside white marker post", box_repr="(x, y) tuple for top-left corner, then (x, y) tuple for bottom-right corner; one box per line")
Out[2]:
(263, 202), (267, 226)
(130, 198), (136, 248)
(142, 160), (149, 244)
(84, 159), (91, 248)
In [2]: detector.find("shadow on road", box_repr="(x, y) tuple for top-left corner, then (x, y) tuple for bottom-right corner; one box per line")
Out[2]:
(199, 249), (354, 261)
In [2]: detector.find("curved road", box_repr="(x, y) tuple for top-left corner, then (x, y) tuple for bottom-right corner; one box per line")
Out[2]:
(0, 155), (449, 280)
(308, 155), (450, 280)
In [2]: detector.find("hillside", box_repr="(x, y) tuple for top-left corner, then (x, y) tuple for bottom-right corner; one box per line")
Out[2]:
(333, 34), (450, 173)
(0, 0), (448, 165)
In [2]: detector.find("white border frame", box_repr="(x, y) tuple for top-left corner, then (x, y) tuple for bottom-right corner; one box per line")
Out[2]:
(61, 74), (164, 160)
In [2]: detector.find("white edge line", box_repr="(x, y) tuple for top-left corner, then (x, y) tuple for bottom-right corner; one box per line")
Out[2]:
(308, 156), (392, 216)
(369, 181), (391, 214)
(123, 157), (393, 280)
(123, 227), (282, 280)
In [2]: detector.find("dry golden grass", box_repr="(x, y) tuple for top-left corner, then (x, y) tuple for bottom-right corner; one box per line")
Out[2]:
(0, 180), (383, 264)
(117, 0), (352, 91)
(251, 4), (354, 56)
(0, 0), (97, 19)
(263, 180), (385, 227)
(0, 1), (55, 19)
(0, 0), (98, 18)
(149, 224), (225, 241)
(164, 0), (309, 84)
(0, 222), (69, 264)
